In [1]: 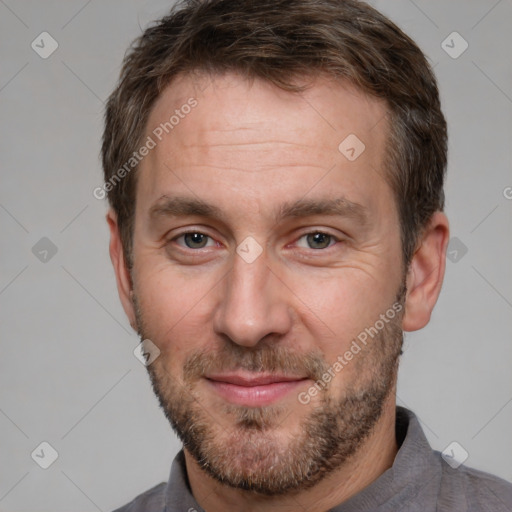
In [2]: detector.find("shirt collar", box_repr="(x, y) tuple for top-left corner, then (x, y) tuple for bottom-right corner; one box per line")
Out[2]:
(328, 406), (441, 511)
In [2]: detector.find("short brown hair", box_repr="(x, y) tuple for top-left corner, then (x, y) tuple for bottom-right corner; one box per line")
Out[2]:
(101, 0), (447, 270)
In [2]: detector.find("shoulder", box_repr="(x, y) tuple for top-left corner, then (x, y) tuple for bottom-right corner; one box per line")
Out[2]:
(112, 482), (166, 512)
(435, 452), (512, 512)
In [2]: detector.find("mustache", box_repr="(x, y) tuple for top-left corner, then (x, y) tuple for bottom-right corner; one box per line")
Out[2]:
(182, 343), (330, 384)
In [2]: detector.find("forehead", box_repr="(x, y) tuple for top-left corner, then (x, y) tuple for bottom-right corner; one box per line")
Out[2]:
(146, 71), (388, 152)
(136, 71), (393, 223)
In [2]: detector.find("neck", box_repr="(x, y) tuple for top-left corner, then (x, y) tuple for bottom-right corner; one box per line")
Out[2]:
(184, 396), (398, 512)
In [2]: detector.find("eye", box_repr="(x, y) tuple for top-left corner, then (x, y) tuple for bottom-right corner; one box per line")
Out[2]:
(174, 232), (215, 249)
(296, 231), (337, 250)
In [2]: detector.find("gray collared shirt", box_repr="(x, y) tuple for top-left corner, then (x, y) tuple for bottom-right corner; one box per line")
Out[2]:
(113, 407), (512, 511)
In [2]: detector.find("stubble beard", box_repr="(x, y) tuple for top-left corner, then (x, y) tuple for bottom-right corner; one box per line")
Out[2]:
(134, 281), (406, 496)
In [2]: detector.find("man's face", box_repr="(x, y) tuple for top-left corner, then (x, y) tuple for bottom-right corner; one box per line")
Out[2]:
(128, 73), (407, 494)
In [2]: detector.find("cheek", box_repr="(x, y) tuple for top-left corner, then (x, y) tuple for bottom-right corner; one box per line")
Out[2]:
(133, 262), (219, 355)
(288, 269), (393, 338)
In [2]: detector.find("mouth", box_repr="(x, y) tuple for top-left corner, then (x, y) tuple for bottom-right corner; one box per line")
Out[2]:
(204, 372), (310, 407)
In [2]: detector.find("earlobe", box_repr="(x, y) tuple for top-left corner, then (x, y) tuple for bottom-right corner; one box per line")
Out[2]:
(107, 210), (137, 331)
(402, 212), (450, 332)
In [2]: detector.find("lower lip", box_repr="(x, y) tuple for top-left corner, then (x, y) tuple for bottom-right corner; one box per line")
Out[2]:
(206, 379), (308, 407)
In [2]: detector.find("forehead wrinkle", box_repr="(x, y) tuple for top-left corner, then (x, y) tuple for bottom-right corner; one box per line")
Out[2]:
(179, 132), (318, 149)
(179, 139), (317, 150)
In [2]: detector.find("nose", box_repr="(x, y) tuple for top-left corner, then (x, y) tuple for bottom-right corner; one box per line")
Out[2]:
(213, 249), (293, 347)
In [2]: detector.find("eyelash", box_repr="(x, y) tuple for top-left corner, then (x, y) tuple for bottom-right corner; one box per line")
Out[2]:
(169, 230), (341, 252)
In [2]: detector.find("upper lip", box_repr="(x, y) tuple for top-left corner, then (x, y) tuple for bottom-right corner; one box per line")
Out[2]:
(205, 372), (308, 386)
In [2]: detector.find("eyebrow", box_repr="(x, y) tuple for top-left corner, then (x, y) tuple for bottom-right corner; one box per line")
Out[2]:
(149, 195), (369, 226)
(278, 197), (368, 225)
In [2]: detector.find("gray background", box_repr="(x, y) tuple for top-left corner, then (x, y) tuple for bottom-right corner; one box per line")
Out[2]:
(1, 0), (511, 510)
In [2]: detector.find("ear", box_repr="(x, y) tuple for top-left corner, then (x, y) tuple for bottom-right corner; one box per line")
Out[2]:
(107, 210), (137, 331)
(402, 211), (450, 332)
